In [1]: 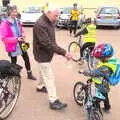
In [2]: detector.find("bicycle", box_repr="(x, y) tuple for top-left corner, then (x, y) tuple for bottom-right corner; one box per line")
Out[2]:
(73, 71), (104, 120)
(0, 60), (22, 120)
(68, 35), (96, 70)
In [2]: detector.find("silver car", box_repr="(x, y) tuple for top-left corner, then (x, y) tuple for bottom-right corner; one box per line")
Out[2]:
(0, 6), (8, 22)
(95, 6), (120, 29)
(56, 6), (85, 28)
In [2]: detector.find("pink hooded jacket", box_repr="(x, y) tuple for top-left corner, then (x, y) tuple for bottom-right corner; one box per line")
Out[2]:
(0, 20), (24, 52)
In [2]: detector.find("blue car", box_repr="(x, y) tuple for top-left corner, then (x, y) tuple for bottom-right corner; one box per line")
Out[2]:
(95, 6), (120, 29)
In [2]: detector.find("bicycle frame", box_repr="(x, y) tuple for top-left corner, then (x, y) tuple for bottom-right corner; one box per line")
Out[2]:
(83, 81), (94, 108)
(82, 81), (103, 119)
(78, 36), (83, 47)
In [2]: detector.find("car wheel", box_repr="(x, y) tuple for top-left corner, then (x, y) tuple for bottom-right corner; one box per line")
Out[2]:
(96, 25), (99, 29)
(113, 26), (119, 29)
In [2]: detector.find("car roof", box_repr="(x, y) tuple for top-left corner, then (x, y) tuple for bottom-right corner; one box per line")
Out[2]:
(60, 6), (72, 9)
(98, 6), (119, 9)
(23, 5), (41, 10)
(97, 6), (120, 13)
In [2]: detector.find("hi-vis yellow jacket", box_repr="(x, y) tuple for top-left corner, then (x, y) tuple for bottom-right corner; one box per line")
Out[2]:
(83, 24), (96, 43)
(92, 62), (116, 85)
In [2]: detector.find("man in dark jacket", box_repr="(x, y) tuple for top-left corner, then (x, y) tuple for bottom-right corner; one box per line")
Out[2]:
(33, 5), (72, 110)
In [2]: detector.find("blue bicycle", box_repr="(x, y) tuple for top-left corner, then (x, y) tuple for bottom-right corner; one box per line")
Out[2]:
(73, 71), (104, 120)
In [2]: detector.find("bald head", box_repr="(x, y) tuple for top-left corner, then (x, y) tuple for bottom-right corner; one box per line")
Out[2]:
(45, 4), (60, 23)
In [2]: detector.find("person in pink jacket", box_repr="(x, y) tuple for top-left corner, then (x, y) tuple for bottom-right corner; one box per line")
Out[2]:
(0, 5), (36, 80)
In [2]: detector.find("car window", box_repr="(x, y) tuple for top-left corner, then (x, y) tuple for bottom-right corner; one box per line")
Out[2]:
(61, 7), (81, 14)
(24, 6), (41, 13)
(61, 7), (72, 14)
(100, 7), (119, 14)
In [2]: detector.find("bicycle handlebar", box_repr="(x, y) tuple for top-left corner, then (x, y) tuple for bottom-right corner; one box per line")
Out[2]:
(74, 32), (82, 38)
(78, 70), (93, 77)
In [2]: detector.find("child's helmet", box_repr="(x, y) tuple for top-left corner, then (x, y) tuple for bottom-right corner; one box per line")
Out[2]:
(92, 43), (114, 58)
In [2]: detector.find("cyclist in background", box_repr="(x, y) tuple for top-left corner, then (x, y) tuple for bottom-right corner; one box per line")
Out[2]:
(75, 18), (96, 64)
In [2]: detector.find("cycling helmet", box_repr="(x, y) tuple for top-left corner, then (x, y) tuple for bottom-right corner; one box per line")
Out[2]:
(92, 43), (114, 58)
(20, 42), (30, 51)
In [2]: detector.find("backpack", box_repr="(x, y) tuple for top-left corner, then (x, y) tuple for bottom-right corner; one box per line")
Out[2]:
(0, 60), (22, 78)
(108, 64), (120, 86)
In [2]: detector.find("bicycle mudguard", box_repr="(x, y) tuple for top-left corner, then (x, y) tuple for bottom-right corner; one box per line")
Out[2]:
(95, 88), (105, 100)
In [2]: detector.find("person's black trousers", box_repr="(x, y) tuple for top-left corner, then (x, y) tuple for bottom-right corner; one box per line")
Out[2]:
(70, 20), (78, 35)
(10, 51), (31, 71)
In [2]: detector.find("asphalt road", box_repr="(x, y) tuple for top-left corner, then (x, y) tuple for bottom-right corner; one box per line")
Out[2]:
(0, 27), (120, 120)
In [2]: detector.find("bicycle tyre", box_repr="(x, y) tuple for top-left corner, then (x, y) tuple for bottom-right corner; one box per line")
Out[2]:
(73, 81), (85, 106)
(0, 76), (21, 119)
(68, 41), (81, 62)
(84, 109), (103, 120)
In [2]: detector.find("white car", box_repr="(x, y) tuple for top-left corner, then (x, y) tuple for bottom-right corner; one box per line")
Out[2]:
(21, 6), (43, 26)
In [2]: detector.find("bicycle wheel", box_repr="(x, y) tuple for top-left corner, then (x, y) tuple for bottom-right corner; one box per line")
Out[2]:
(0, 76), (21, 119)
(73, 81), (85, 106)
(89, 110), (103, 120)
(84, 109), (103, 120)
(68, 41), (80, 61)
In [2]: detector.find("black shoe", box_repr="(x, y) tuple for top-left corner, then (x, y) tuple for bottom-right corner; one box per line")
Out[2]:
(102, 107), (111, 113)
(36, 86), (47, 93)
(49, 99), (67, 110)
(27, 71), (36, 80)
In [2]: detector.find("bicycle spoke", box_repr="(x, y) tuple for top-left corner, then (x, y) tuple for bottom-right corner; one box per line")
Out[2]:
(68, 41), (80, 61)
(0, 76), (21, 119)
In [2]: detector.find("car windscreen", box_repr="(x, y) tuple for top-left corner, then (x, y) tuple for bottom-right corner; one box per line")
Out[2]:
(61, 7), (72, 14)
(100, 7), (119, 14)
(24, 6), (41, 13)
